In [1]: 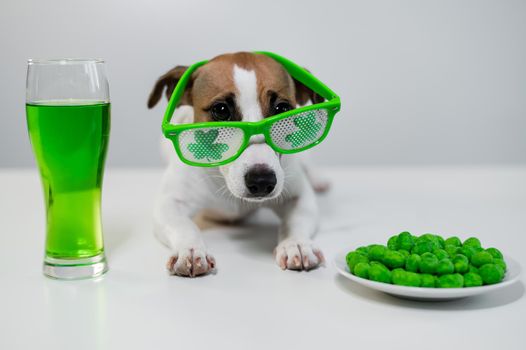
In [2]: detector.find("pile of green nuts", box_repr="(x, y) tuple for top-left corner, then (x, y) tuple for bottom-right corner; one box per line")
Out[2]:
(346, 232), (506, 288)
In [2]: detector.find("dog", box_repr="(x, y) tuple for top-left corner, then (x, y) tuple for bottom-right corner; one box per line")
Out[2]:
(148, 52), (330, 277)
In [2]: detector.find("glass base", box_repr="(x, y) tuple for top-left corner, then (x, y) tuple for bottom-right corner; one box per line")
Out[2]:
(43, 253), (108, 280)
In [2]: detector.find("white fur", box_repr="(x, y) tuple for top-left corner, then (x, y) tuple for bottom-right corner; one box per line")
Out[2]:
(220, 65), (283, 199)
(233, 65), (262, 122)
(154, 65), (326, 276)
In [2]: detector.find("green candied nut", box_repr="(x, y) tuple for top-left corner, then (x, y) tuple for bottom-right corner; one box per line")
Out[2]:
(445, 244), (461, 258)
(391, 268), (405, 284)
(452, 254), (469, 274)
(468, 264), (479, 274)
(420, 274), (435, 288)
(471, 251), (494, 267)
(383, 250), (406, 269)
(463, 272), (483, 287)
(415, 234), (438, 250)
(463, 237), (482, 249)
(435, 235), (445, 249)
(436, 258), (455, 275)
(445, 236), (462, 247)
(437, 273), (464, 288)
(368, 262), (391, 284)
(417, 233), (437, 243)
(403, 271), (421, 287)
(356, 246), (369, 255)
(417, 234), (442, 249)
(398, 249), (410, 259)
(494, 258), (507, 272)
(459, 246), (478, 261)
(346, 251), (369, 273)
(353, 262), (370, 279)
(433, 249), (449, 260)
(368, 244), (387, 261)
(479, 263), (505, 285)
(405, 254), (421, 273)
(345, 251), (354, 265)
(412, 241), (435, 255)
(420, 252), (439, 274)
(485, 247), (503, 260)
(398, 231), (414, 251)
(387, 235), (400, 251)
(392, 269), (421, 287)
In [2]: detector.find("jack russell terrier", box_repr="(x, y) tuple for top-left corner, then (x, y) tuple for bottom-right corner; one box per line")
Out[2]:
(148, 52), (334, 277)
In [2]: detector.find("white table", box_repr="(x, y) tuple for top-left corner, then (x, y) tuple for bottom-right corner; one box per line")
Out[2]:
(1, 167), (525, 350)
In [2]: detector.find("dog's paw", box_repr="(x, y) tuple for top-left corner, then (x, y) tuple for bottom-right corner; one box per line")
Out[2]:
(305, 169), (331, 193)
(166, 247), (216, 277)
(312, 178), (331, 193)
(273, 239), (325, 271)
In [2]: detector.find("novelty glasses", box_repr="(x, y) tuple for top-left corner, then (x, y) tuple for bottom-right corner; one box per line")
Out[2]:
(162, 51), (341, 167)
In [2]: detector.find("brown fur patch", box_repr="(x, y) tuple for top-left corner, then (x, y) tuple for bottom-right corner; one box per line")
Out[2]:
(190, 52), (297, 122)
(148, 52), (323, 122)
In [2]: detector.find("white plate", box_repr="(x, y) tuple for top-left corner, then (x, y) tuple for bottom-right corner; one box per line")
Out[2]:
(334, 250), (522, 301)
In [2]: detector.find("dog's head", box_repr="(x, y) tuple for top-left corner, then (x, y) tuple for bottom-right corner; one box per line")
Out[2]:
(148, 52), (322, 202)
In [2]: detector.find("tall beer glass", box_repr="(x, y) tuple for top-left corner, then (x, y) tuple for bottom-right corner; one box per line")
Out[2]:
(26, 59), (110, 279)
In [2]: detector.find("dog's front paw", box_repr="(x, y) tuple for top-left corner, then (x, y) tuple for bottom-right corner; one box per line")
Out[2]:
(166, 246), (216, 277)
(306, 170), (331, 193)
(274, 239), (325, 271)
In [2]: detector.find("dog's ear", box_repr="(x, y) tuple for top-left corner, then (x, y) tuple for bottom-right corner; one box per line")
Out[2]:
(293, 68), (325, 106)
(147, 65), (193, 109)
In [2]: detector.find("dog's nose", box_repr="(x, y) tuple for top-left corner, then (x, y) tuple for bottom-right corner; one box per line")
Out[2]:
(244, 165), (277, 196)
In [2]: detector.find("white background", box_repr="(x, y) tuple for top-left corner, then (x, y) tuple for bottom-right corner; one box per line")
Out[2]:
(1, 0), (525, 167)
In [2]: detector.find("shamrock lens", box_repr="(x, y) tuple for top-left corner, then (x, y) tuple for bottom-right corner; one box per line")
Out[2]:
(176, 126), (244, 165)
(269, 108), (329, 151)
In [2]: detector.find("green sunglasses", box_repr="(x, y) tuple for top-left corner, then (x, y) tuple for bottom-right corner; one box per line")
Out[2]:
(162, 51), (341, 167)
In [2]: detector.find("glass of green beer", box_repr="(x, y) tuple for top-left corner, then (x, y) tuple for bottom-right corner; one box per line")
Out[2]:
(26, 59), (110, 279)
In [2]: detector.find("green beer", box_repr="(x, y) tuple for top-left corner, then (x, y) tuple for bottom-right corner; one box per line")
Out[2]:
(26, 102), (110, 259)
